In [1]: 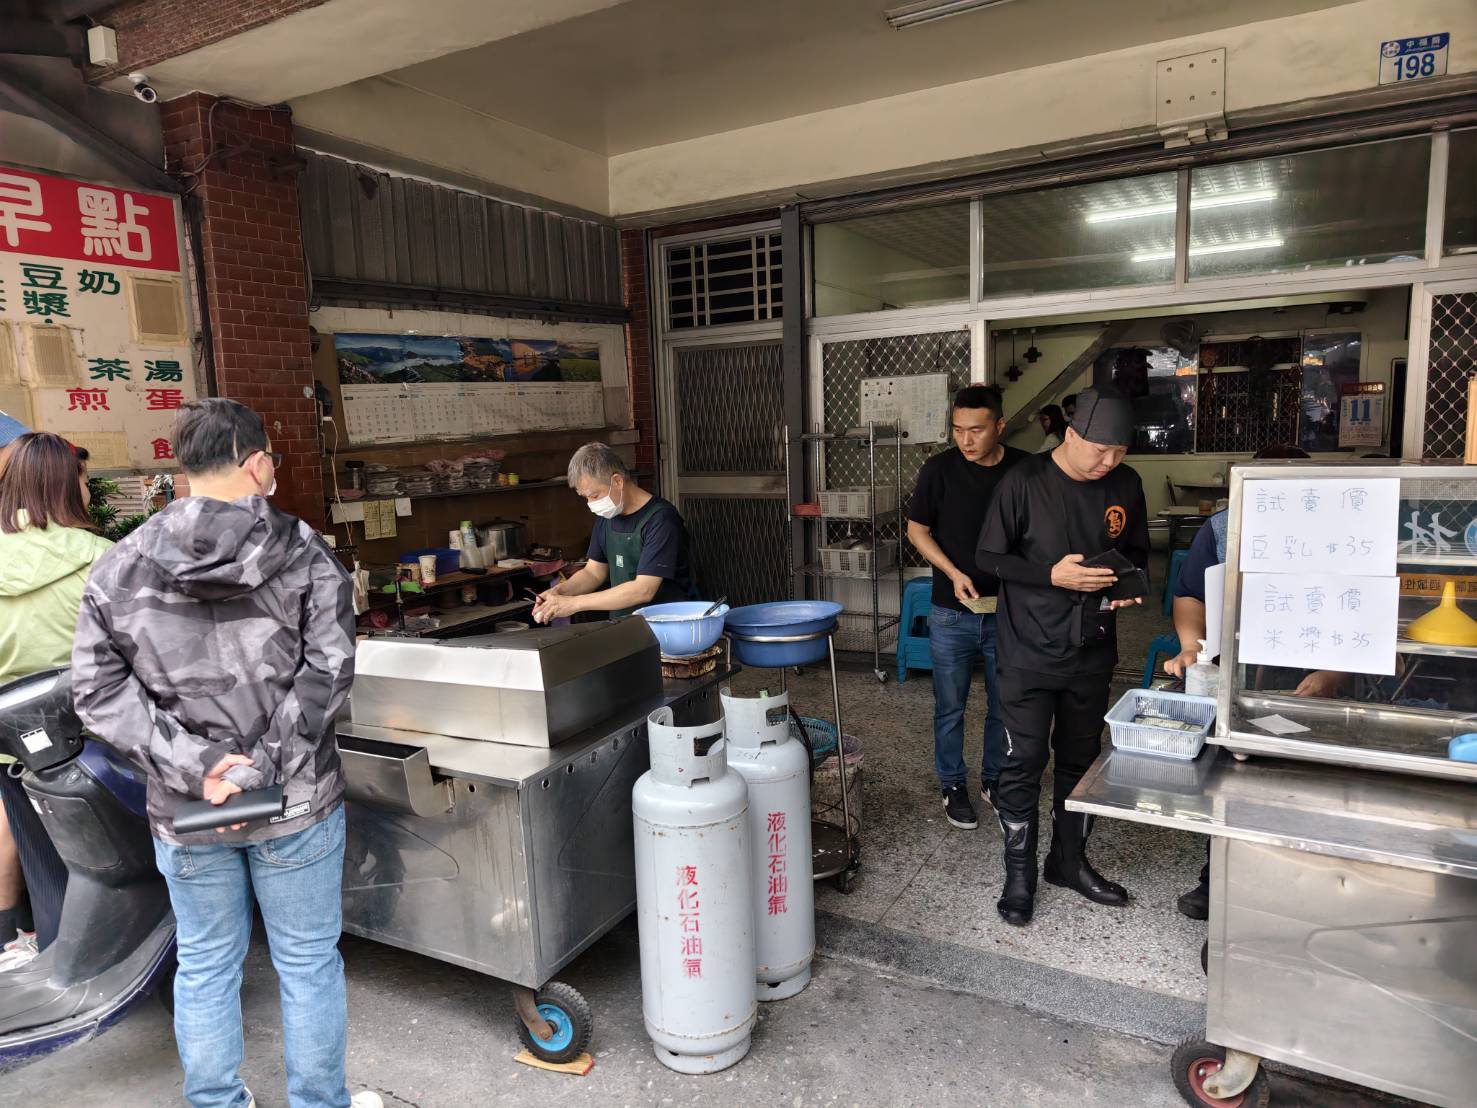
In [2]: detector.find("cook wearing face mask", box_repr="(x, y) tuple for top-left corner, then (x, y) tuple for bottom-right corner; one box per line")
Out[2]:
(534, 442), (694, 624)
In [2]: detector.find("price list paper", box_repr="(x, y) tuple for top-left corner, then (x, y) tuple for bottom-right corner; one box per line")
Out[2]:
(1236, 478), (1401, 675)
(1238, 572), (1399, 675)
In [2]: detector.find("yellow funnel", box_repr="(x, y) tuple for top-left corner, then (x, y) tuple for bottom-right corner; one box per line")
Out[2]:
(1405, 582), (1477, 647)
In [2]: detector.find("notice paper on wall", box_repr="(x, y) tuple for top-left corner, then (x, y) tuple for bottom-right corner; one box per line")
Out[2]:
(1237, 571), (1399, 675)
(1238, 478), (1400, 577)
(858, 374), (950, 444)
(362, 499), (398, 541)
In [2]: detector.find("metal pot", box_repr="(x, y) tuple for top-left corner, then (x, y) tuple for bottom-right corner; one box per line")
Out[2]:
(478, 519), (524, 560)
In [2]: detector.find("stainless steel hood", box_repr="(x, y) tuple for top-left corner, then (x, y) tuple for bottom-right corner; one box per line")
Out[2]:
(350, 619), (662, 748)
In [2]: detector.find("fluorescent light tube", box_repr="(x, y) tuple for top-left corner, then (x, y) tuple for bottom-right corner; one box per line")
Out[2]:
(1084, 189), (1278, 225)
(1131, 237), (1285, 263)
(886, 0), (1021, 30)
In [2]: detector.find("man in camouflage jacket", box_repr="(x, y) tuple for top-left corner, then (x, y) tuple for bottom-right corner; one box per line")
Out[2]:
(72, 399), (379, 1108)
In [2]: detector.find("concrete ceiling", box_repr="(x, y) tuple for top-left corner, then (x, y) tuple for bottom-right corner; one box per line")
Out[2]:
(385, 0), (1365, 155)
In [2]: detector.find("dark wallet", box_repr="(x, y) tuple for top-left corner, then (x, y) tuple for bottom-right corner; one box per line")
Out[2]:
(172, 785), (285, 835)
(1082, 549), (1150, 602)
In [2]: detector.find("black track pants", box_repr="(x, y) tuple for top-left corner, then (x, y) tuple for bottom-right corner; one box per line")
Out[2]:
(995, 666), (1112, 825)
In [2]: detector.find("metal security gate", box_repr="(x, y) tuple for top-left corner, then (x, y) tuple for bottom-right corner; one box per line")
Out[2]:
(667, 341), (788, 608)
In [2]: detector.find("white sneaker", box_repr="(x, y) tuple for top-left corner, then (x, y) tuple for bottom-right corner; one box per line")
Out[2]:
(0, 931), (38, 971)
(352, 1094), (384, 1108)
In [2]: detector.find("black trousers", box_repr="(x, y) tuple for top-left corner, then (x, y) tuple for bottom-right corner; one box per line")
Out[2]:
(996, 666), (1112, 825)
(0, 770), (67, 949)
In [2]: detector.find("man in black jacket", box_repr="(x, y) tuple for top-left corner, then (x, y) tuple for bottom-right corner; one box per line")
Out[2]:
(977, 388), (1149, 926)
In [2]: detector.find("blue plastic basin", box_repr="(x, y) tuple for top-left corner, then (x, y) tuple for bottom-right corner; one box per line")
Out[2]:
(1450, 733), (1477, 763)
(634, 601), (729, 657)
(724, 601), (843, 668)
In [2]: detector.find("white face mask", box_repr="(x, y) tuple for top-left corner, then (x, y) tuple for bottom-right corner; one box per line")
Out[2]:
(587, 480), (622, 519)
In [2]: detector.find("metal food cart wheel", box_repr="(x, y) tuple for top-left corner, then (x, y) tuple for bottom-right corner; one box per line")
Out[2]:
(513, 981), (592, 1064)
(1171, 1033), (1269, 1108)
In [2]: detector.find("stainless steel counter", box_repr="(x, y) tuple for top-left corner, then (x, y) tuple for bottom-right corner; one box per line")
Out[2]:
(1068, 746), (1477, 879)
(1071, 747), (1477, 1107)
(335, 669), (734, 990)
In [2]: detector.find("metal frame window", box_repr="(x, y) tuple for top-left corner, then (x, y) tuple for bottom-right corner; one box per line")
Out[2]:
(663, 226), (782, 330)
(802, 130), (1477, 461)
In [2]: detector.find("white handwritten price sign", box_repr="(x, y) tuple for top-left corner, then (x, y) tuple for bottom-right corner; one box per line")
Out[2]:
(1238, 478), (1400, 577)
(1238, 572), (1399, 675)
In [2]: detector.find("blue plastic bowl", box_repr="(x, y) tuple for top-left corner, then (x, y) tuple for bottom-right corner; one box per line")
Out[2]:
(634, 601), (730, 657)
(1450, 733), (1477, 763)
(724, 601), (843, 668)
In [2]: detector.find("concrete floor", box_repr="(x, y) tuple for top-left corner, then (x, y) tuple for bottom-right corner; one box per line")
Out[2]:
(8, 921), (1408, 1108)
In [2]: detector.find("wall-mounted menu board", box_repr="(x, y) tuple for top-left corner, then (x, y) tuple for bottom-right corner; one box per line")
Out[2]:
(336, 332), (605, 444)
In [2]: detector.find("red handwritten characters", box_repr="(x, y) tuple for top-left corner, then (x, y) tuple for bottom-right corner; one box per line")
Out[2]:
(676, 864), (702, 978)
(766, 811), (788, 916)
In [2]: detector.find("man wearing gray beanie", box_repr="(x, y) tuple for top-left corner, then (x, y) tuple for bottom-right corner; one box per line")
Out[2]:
(976, 387), (1149, 926)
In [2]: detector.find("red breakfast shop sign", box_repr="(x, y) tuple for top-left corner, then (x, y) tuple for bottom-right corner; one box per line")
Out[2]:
(0, 166), (181, 273)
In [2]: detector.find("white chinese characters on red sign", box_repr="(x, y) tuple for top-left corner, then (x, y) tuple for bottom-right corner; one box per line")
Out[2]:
(0, 167), (191, 469)
(0, 168), (179, 271)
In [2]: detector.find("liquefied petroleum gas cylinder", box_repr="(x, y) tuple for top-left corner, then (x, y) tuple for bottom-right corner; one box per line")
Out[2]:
(633, 706), (756, 1074)
(720, 686), (815, 1001)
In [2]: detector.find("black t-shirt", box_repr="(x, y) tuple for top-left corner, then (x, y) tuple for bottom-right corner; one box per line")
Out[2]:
(587, 496), (693, 605)
(977, 454), (1149, 675)
(906, 446), (1028, 610)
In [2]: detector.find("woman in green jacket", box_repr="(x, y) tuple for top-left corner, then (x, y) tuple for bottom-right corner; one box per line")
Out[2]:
(0, 433), (112, 969)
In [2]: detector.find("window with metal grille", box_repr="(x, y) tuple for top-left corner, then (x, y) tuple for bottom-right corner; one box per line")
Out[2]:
(1423, 291), (1477, 459)
(665, 231), (782, 330)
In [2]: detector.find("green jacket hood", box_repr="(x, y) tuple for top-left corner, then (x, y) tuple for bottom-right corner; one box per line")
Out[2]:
(0, 524), (112, 597)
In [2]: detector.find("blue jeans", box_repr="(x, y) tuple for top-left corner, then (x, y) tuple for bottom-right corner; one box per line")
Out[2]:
(928, 605), (1005, 790)
(154, 806), (350, 1108)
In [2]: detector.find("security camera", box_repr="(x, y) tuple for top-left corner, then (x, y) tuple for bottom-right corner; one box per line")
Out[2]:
(128, 73), (158, 104)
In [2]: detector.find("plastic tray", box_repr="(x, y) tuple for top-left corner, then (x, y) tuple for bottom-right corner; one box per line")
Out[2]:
(1104, 687), (1215, 761)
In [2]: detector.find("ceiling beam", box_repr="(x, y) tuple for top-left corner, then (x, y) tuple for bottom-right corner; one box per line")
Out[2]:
(0, 68), (179, 193)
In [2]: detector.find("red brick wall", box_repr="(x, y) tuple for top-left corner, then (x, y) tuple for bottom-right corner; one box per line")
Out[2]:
(160, 93), (323, 529)
(89, 0), (329, 80)
(620, 228), (657, 481)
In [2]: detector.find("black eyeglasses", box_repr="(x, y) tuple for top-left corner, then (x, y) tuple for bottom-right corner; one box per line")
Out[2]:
(238, 450), (283, 468)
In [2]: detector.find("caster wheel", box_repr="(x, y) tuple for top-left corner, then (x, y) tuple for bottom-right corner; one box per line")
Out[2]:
(1200, 939), (1208, 976)
(1232, 752), (1250, 763)
(513, 981), (592, 1064)
(833, 869), (853, 894)
(874, 670), (888, 684)
(1171, 1032), (1269, 1108)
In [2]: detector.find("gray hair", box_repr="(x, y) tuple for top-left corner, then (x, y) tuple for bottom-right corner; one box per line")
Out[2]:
(567, 442), (630, 488)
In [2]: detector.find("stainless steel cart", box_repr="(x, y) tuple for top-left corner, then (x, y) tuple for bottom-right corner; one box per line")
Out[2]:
(1070, 747), (1477, 1108)
(335, 621), (732, 1063)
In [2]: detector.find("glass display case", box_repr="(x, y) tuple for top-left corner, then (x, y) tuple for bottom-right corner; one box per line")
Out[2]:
(1216, 462), (1477, 781)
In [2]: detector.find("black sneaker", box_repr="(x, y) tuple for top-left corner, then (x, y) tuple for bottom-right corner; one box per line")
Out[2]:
(980, 778), (999, 813)
(1177, 881), (1210, 921)
(942, 785), (978, 830)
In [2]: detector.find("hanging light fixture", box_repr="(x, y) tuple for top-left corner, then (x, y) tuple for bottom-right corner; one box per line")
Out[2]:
(885, 0), (1022, 30)
(1005, 331), (1022, 382)
(1023, 329), (1042, 363)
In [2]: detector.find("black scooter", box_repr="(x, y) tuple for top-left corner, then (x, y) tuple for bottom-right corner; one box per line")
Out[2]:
(0, 666), (176, 1071)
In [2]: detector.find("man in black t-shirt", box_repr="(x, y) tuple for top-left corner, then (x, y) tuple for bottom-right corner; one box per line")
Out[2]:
(905, 386), (1026, 830)
(977, 388), (1149, 927)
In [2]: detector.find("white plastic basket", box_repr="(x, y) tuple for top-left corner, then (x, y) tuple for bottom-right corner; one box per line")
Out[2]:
(1105, 688), (1215, 761)
(819, 540), (898, 578)
(819, 485), (898, 519)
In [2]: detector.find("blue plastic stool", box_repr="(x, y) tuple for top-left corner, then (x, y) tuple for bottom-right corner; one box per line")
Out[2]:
(1142, 630), (1182, 688)
(896, 578), (934, 683)
(1163, 548), (1188, 618)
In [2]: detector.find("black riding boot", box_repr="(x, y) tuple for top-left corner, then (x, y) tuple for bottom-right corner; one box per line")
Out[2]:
(1043, 806), (1128, 906)
(996, 814), (1038, 926)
